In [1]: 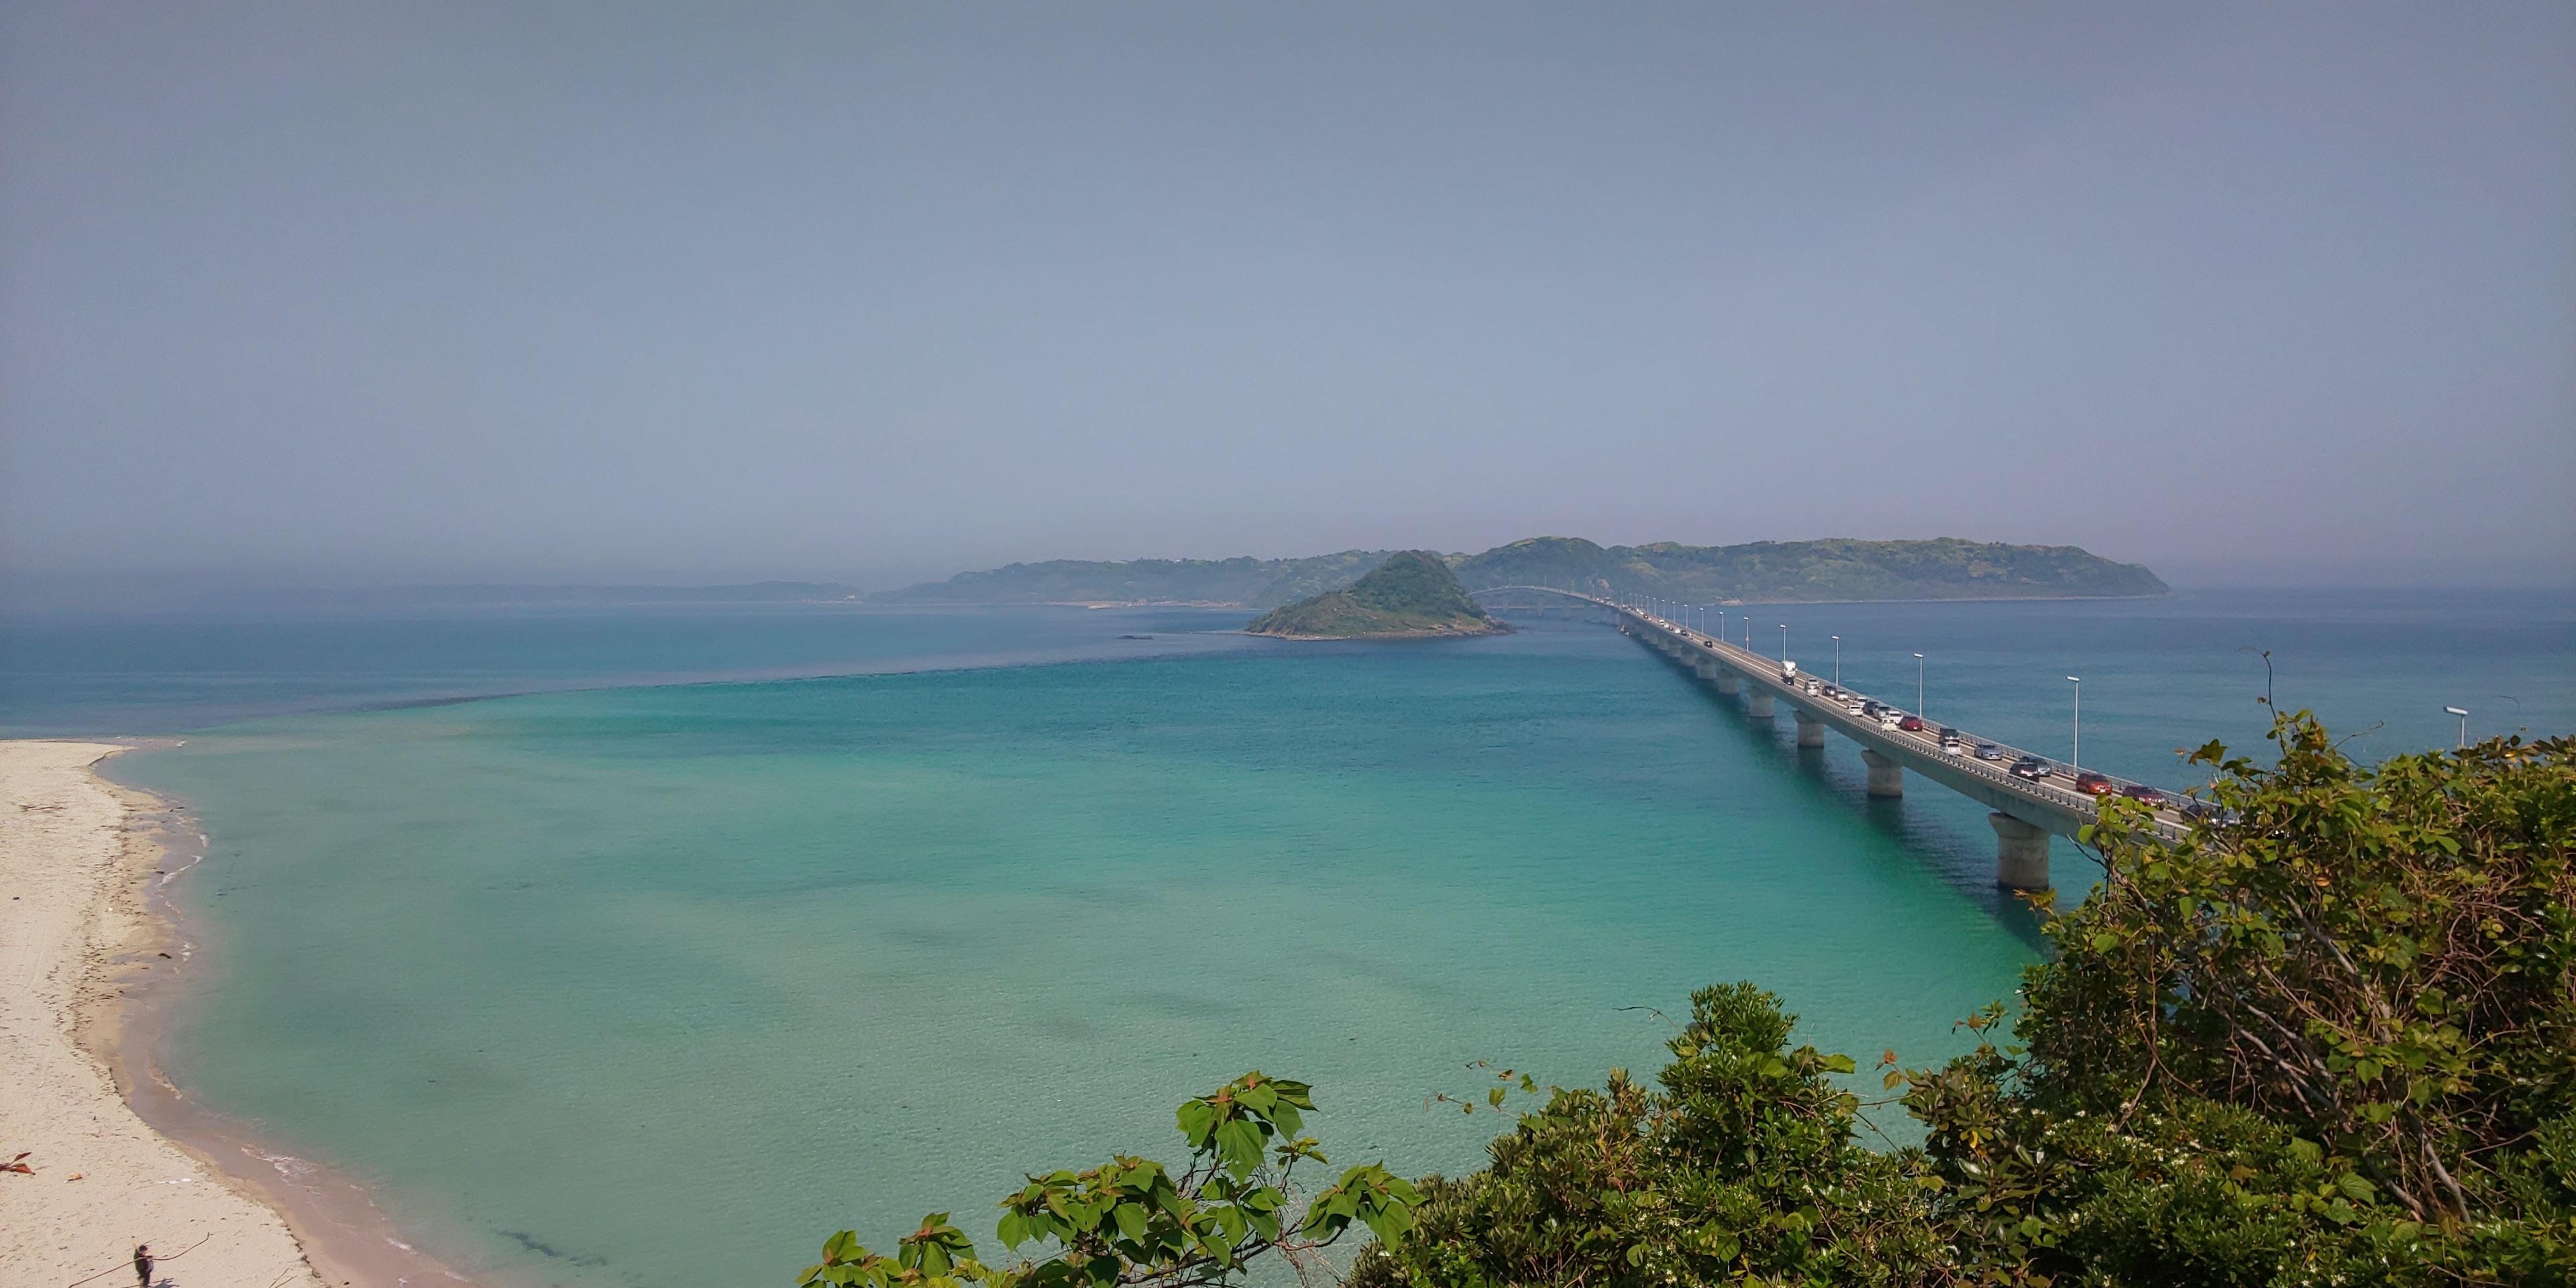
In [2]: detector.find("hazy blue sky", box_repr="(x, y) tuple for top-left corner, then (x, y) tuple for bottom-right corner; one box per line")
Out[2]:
(4, 3), (2569, 592)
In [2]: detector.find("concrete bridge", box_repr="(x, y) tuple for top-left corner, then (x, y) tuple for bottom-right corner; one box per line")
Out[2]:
(1472, 586), (2188, 890)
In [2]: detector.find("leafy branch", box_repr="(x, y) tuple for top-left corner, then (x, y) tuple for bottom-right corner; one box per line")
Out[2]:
(800, 1072), (1419, 1288)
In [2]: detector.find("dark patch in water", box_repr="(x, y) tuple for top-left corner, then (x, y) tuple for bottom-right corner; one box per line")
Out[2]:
(499, 1229), (609, 1267)
(345, 692), (532, 713)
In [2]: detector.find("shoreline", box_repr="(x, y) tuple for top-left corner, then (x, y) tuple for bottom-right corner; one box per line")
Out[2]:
(1, 739), (473, 1288)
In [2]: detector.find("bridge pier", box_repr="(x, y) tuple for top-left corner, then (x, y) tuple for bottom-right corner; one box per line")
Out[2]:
(1861, 748), (1903, 796)
(1792, 709), (1827, 748)
(1746, 688), (1774, 718)
(1713, 669), (1739, 696)
(1989, 813), (2053, 890)
(1694, 657), (1717, 681)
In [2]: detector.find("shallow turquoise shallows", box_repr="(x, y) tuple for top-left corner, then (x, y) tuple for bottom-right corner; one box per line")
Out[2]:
(109, 590), (2573, 1287)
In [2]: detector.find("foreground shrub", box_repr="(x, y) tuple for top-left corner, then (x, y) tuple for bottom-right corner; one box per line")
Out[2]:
(1350, 982), (1949, 1287)
(1910, 717), (2576, 1285)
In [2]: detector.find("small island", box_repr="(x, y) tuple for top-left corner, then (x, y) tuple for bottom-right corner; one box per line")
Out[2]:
(1245, 550), (1507, 639)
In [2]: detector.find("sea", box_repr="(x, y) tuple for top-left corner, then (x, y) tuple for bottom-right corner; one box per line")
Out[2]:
(3, 588), (2567, 1288)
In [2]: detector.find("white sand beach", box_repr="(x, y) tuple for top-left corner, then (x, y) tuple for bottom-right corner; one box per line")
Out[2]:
(0, 740), (327, 1288)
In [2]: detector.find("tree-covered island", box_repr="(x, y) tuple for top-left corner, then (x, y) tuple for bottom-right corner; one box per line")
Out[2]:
(1243, 550), (1505, 639)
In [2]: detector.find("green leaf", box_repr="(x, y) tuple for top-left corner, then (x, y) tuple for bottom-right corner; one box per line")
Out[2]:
(1175, 1099), (1216, 1147)
(1214, 1119), (1264, 1177)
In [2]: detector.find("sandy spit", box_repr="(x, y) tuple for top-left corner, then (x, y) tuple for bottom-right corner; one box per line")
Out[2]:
(1, 741), (333, 1288)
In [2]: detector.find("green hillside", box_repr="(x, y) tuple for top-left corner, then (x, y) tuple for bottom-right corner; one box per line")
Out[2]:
(871, 537), (2165, 608)
(1246, 551), (1504, 639)
(1450, 536), (2167, 602)
(867, 551), (1397, 608)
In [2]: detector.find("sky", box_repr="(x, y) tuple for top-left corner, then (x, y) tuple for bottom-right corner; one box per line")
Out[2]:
(3, 2), (2571, 595)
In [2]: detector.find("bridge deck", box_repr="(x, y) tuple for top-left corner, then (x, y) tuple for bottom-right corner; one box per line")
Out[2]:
(1475, 586), (2191, 848)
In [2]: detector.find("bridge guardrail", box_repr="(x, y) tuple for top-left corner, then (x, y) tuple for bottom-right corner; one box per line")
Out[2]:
(1563, 595), (2195, 842)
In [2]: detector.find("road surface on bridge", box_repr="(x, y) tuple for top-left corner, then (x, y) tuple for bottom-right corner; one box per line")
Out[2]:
(1472, 585), (2194, 888)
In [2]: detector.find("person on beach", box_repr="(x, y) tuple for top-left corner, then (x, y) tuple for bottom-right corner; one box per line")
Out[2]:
(133, 1243), (154, 1287)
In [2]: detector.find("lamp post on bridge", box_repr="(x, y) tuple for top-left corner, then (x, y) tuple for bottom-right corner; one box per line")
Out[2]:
(1831, 636), (1840, 685)
(1914, 653), (1925, 717)
(2445, 706), (2469, 749)
(1778, 623), (1788, 665)
(2067, 676), (2082, 771)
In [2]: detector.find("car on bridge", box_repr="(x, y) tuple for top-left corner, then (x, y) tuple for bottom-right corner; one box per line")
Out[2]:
(2010, 756), (2052, 780)
(1974, 743), (2005, 761)
(2076, 771), (2114, 796)
(2178, 798), (2242, 825)
(1898, 714), (1926, 732)
(1938, 727), (1964, 752)
(2118, 782), (2161, 803)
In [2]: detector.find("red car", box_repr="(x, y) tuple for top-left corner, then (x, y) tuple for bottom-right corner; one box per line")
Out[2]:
(2075, 771), (2114, 796)
(2118, 782), (2161, 803)
(1897, 714), (1925, 732)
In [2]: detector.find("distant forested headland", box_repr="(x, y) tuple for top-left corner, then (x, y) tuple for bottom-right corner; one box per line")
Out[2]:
(871, 537), (2167, 607)
(869, 551), (1398, 610)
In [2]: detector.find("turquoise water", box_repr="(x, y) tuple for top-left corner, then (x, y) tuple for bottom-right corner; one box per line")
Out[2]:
(57, 590), (2575, 1287)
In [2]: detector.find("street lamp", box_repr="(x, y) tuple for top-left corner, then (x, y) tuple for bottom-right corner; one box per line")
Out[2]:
(2445, 706), (2469, 749)
(1914, 653), (1925, 716)
(2067, 677), (2082, 771)
(1830, 635), (1840, 686)
(1778, 623), (1788, 664)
